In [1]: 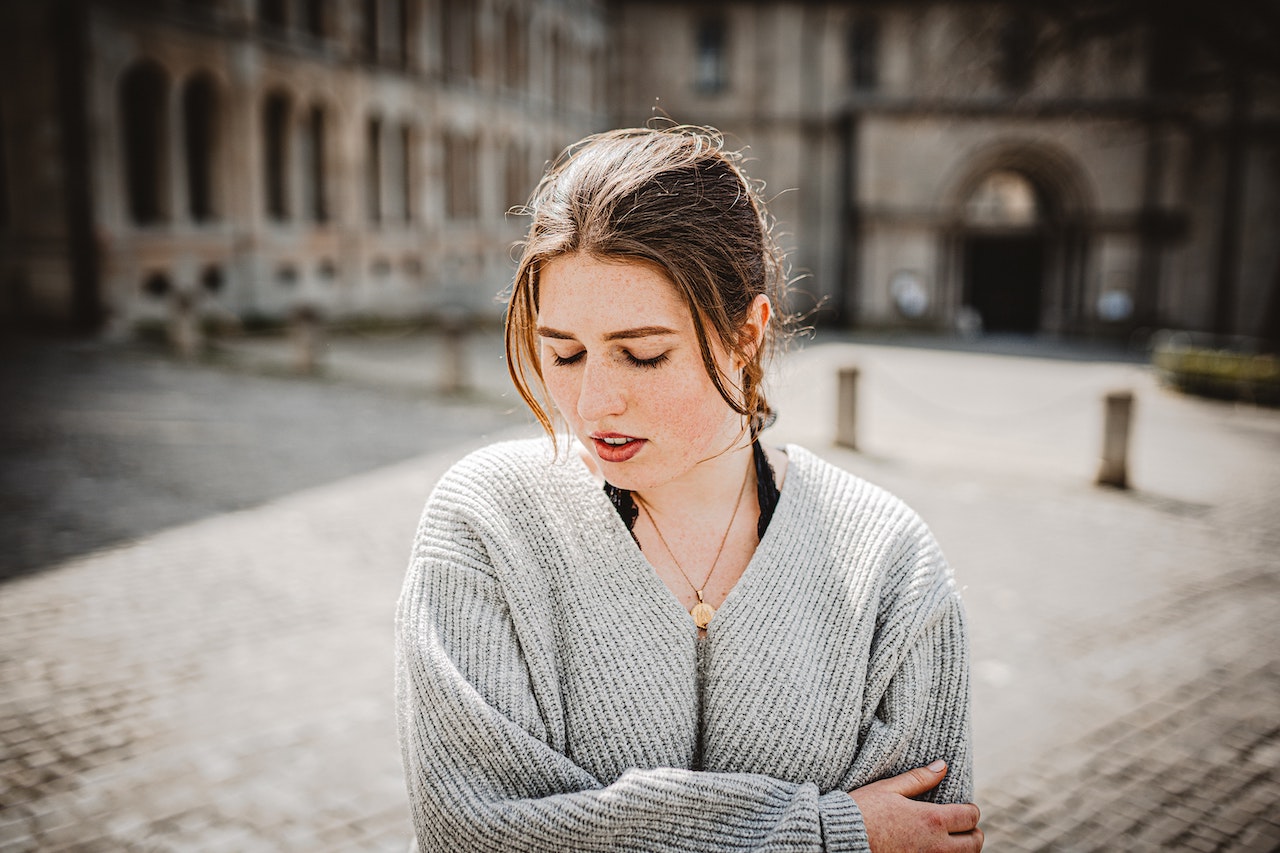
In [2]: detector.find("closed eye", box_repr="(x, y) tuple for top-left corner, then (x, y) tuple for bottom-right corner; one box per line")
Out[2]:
(551, 350), (585, 367)
(626, 352), (669, 369)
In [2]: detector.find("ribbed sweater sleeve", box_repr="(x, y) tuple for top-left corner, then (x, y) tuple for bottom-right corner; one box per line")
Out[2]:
(395, 441), (971, 852)
(840, 517), (974, 803)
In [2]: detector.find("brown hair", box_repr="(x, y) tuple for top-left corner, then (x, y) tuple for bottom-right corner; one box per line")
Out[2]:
(505, 125), (790, 438)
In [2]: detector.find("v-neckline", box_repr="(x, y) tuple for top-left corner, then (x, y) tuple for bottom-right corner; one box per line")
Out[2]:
(564, 440), (800, 639)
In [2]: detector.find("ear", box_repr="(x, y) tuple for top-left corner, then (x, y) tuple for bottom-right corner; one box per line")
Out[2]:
(735, 294), (772, 367)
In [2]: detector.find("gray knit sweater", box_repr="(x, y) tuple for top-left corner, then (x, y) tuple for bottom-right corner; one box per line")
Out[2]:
(396, 439), (972, 852)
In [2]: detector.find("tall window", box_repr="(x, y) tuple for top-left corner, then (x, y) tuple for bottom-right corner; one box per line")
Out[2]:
(0, 107), (8, 231)
(389, 123), (413, 222)
(393, 0), (409, 68)
(502, 8), (525, 90)
(181, 73), (218, 222)
(694, 18), (727, 94)
(259, 0), (286, 28)
(550, 31), (567, 106)
(367, 116), (383, 223)
(120, 61), (170, 224)
(504, 143), (528, 212)
(444, 132), (478, 220)
(441, 0), (475, 82)
(304, 0), (326, 38)
(302, 104), (328, 222)
(263, 91), (291, 221)
(363, 0), (380, 62)
(848, 18), (880, 91)
(1148, 24), (1191, 93)
(999, 13), (1035, 91)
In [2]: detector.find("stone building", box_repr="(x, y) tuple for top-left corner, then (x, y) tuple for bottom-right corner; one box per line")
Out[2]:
(2, 0), (1278, 343)
(0, 0), (607, 334)
(611, 1), (1280, 341)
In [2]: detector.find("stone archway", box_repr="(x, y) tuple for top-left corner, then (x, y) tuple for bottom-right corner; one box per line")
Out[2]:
(942, 141), (1093, 335)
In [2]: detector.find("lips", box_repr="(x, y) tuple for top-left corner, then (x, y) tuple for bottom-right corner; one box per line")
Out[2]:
(590, 432), (647, 463)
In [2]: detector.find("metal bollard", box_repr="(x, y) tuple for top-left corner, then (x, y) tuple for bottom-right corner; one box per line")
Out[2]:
(835, 366), (860, 450)
(1096, 390), (1134, 489)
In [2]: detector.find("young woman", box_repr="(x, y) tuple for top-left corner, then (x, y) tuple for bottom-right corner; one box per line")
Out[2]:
(396, 126), (981, 852)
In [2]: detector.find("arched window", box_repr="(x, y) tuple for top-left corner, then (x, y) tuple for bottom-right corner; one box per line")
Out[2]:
(259, 0), (287, 29)
(964, 170), (1041, 227)
(181, 73), (219, 222)
(502, 8), (525, 90)
(388, 0), (408, 68)
(504, 142), (528, 212)
(304, 0), (326, 38)
(301, 104), (328, 222)
(0, 105), (9, 231)
(367, 116), (383, 223)
(848, 17), (880, 91)
(395, 123), (414, 222)
(441, 0), (475, 82)
(550, 31), (567, 106)
(694, 18), (727, 94)
(363, 0), (380, 62)
(999, 13), (1035, 91)
(120, 61), (170, 225)
(444, 131), (477, 220)
(263, 91), (292, 220)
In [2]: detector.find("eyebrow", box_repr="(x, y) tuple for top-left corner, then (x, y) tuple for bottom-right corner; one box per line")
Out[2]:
(536, 325), (679, 342)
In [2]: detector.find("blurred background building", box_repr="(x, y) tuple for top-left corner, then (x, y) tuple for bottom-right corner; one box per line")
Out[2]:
(2, 0), (1278, 343)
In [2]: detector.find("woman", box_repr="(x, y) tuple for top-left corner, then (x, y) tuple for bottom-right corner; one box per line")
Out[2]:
(396, 126), (981, 852)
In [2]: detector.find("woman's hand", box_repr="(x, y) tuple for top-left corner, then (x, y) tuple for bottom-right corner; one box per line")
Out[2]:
(849, 760), (983, 852)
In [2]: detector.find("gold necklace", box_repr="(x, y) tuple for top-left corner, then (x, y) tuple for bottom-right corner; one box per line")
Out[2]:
(638, 459), (752, 630)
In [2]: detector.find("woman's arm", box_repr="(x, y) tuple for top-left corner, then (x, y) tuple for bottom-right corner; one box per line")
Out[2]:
(396, 499), (870, 852)
(841, 524), (982, 851)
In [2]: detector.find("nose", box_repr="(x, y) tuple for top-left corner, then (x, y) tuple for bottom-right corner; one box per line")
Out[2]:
(576, 356), (626, 422)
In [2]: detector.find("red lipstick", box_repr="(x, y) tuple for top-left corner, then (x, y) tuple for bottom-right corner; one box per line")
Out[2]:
(590, 432), (647, 463)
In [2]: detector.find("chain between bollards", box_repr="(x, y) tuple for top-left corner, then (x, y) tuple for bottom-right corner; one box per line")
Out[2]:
(834, 366), (1136, 489)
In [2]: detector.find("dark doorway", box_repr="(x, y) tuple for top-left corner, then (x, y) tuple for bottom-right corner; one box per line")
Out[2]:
(964, 234), (1044, 333)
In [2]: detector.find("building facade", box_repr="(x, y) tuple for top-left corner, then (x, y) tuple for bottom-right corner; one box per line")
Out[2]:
(2, 0), (1278, 343)
(0, 0), (607, 333)
(611, 1), (1280, 341)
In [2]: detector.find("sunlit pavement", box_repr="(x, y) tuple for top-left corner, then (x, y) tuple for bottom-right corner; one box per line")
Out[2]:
(1, 331), (1277, 851)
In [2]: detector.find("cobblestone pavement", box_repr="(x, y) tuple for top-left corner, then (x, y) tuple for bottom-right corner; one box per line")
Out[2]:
(0, 330), (526, 578)
(2, 332), (1278, 851)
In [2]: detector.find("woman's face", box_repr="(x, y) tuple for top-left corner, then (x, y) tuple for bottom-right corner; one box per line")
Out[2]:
(536, 253), (749, 492)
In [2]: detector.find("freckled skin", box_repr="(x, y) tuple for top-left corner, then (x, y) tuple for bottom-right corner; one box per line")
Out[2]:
(537, 254), (745, 495)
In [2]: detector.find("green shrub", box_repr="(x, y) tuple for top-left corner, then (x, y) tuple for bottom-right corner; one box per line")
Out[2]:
(1152, 345), (1280, 406)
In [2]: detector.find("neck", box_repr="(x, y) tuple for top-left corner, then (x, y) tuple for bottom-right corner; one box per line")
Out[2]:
(633, 437), (755, 524)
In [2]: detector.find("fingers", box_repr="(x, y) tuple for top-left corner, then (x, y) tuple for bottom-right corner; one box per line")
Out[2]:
(876, 758), (949, 797)
(939, 802), (981, 834)
(952, 825), (985, 851)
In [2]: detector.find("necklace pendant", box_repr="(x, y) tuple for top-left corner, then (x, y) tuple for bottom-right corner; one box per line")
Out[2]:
(691, 601), (716, 629)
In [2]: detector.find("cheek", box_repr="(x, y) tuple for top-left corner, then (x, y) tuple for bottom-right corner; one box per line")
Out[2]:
(541, 365), (578, 415)
(646, 369), (732, 437)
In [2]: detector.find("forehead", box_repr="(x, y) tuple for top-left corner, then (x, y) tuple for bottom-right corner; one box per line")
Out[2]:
(537, 254), (690, 328)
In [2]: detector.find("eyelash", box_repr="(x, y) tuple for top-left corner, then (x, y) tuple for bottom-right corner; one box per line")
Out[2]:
(551, 351), (669, 369)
